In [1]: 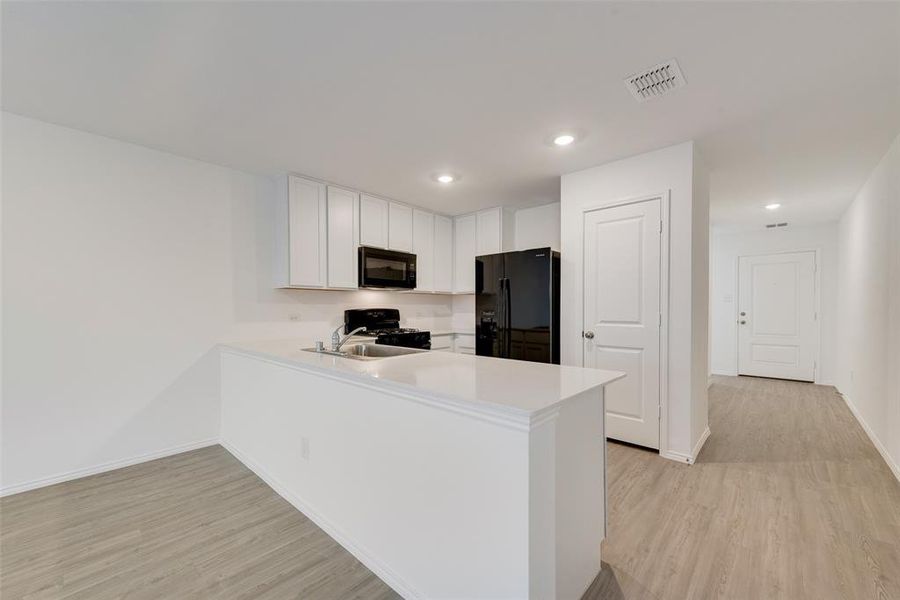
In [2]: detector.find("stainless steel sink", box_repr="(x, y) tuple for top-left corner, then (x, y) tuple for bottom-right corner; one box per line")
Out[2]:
(302, 343), (426, 361)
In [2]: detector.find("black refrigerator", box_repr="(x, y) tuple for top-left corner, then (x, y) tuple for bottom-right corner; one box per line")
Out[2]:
(475, 247), (560, 364)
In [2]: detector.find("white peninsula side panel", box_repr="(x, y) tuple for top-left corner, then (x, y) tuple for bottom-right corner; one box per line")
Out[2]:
(219, 347), (611, 600)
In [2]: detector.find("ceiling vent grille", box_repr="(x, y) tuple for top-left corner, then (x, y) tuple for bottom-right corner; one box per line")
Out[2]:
(625, 59), (686, 102)
(765, 222), (789, 229)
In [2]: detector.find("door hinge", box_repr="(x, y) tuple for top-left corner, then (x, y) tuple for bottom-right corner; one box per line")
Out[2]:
(659, 220), (663, 234)
(814, 311), (817, 321)
(658, 405), (662, 419)
(658, 313), (662, 328)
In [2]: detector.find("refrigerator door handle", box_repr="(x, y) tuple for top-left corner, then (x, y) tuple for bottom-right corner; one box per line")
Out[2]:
(497, 278), (505, 358)
(504, 277), (512, 357)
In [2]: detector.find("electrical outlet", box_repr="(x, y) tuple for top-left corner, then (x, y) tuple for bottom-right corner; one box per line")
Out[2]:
(301, 437), (310, 461)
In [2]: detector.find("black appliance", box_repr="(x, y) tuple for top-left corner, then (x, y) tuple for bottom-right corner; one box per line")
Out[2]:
(358, 246), (417, 289)
(344, 308), (431, 350)
(475, 247), (560, 364)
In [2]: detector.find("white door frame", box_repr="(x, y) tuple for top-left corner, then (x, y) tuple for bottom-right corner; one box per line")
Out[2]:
(581, 191), (671, 456)
(733, 248), (823, 383)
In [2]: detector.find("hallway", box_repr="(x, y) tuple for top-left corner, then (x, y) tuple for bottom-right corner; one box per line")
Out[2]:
(587, 375), (900, 599)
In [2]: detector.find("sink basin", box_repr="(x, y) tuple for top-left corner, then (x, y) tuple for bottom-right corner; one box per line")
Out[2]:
(302, 343), (427, 361)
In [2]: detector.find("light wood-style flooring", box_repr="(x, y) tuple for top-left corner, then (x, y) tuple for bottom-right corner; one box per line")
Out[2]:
(586, 376), (900, 600)
(0, 446), (399, 600)
(2, 376), (899, 599)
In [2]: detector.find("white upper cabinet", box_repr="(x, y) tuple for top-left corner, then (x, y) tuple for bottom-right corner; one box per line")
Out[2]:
(475, 207), (515, 256)
(452, 207), (515, 294)
(388, 202), (413, 252)
(359, 194), (389, 249)
(433, 215), (453, 293)
(276, 175), (327, 288)
(476, 208), (502, 256)
(326, 186), (360, 289)
(412, 209), (435, 292)
(453, 213), (477, 294)
(276, 173), (516, 294)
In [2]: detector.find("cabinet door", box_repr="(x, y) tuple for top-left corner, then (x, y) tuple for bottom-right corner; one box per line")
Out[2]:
(476, 208), (502, 256)
(288, 175), (327, 287)
(359, 194), (389, 248)
(412, 209), (435, 292)
(433, 215), (453, 293)
(327, 186), (360, 288)
(454, 214), (476, 293)
(388, 202), (413, 252)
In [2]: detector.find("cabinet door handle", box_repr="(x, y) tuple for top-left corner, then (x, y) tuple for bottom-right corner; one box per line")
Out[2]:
(584, 331), (595, 339)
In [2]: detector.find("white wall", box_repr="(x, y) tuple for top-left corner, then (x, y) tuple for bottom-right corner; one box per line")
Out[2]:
(710, 224), (839, 384)
(560, 141), (709, 461)
(515, 203), (560, 251)
(691, 146), (710, 454)
(835, 132), (900, 480)
(0, 113), (454, 494)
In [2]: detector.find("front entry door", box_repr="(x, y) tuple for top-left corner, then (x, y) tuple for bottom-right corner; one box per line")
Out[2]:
(738, 251), (817, 381)
(583, 199), (662, 449)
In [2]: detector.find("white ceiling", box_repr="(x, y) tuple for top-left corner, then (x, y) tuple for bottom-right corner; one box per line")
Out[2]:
(3, 2), (898, 224)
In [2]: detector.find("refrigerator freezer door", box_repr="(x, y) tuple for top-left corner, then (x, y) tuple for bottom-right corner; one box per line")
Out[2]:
(503, 249), (553, 363)
(475, 253), (504, 358)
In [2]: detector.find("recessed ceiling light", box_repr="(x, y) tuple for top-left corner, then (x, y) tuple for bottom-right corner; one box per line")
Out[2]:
(436, 174), (455, 184)
(765, 203), (781, 210)
(553, 134), (576, 146)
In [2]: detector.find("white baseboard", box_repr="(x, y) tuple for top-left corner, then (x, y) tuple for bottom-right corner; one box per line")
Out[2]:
(660, 427), (711, 465)
(0, 438), (219, 498)
(691, 426), (711, 463)
(839, 391), (900, 484)
(711, 369), (738, 377)
(220, 439), (422, 600)
(659, 450), (692, 463)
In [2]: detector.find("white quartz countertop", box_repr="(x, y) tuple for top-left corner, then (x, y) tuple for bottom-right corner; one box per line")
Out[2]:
(221, 339), (624, 424)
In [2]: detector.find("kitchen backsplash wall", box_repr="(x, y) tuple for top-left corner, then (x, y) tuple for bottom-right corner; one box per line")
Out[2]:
(451, 295), (476, 332)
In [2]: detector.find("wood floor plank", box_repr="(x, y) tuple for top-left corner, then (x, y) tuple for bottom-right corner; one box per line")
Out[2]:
(585, 375), (900, 600)
(1, 446), (400, 600)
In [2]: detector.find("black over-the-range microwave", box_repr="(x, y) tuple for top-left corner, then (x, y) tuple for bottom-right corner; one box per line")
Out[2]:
(358, 246), (417, 289)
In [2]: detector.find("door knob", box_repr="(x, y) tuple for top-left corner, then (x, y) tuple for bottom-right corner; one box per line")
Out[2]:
(740, 311), (746, 316)
(584, 331), (595, 339)
(740, 320), (746, 325)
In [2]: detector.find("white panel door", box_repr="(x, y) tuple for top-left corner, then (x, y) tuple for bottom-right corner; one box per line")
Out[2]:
(454, 214), (476, 293)
(583, 199), (661, 449)
(326, 186), (359, 289)
(738, 252), (816, 381)
(359, 194), (389, 248)
(287, 176), (327, 287)
(412, 209), (435, 292)
(388, 202), (413, 252)
(476, 208), (502, 256)
(433, 215), (453, 293)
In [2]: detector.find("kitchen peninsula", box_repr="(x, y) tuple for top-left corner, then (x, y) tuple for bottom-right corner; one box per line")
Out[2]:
(220, 340), (623, 600)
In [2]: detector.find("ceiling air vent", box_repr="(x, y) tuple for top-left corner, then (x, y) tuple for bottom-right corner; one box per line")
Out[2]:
(625, 59), (686, 102)
(765, 222), (789, 229)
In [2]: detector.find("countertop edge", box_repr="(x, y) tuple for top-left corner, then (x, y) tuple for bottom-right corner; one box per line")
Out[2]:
(219, 344), (534, 432)
(219, 344), (623, 433)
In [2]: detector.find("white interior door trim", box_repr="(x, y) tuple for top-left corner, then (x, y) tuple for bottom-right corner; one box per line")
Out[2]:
(733, 247), (822, 383)
(581, 191), (670, 457)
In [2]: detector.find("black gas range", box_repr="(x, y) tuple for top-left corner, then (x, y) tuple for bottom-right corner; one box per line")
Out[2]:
(344, 308), (431, 350)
